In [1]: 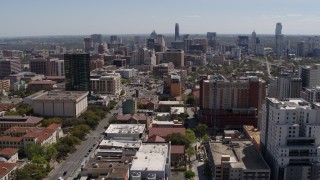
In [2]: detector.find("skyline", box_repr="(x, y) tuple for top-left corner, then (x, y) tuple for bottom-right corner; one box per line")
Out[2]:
(1, 0), (320, 37)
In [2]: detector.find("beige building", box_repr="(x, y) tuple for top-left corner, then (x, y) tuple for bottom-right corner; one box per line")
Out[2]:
(164, 49), (184, 68)
(31, 91), (88, 117)
(90, 73), (121, 95)
(0, 80), (10, 91)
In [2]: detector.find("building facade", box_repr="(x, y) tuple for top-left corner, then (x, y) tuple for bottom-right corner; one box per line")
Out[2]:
(64, 53), (90, 92)
(90, 73), (121, 95)
(261, 98), (320, 180)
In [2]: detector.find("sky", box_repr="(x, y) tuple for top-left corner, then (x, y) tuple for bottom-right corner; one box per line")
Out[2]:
(1, 0), (320, 37)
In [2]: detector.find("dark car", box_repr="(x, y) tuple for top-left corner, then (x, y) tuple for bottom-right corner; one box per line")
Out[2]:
(63, 171), (68, 176)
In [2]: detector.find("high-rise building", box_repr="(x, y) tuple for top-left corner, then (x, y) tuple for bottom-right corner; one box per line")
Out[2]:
(268, 72), (302, 100)
(297, 41), (306, 57)
(275, 23), (284, 56)
(90, 72), (121, 95)
(91, 34), (102, 44)
(175, 23), (180, 41)
(29, 58), (52, 76)
(207, 32), (217, 50)
(110, 35), (118, 43)
(64, 53), (90, 92)
(84, 37), (94, 52)
(299, 64), (320, 88)
(193, 38), (208, 53)
(301, 87), (320, 103)
(199, 75), (266, 128)
(251, 31), (257, 53)
(261, 98), (320, 180)
(0, 59), (21, 77)
(130, 48), (156, 66)
(164, 49), (184, 68)
(238, 35), (249, 53)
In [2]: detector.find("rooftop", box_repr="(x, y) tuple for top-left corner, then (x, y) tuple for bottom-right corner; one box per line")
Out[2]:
(170, 107), (184, 115)
(0, 148), (18, 155)
(32, 91), (89, 101)
(148, 127), (185, 138)
(0, 116), (43, 124)
(171, 145), (185, 154)
(130, 143), (169, 171)
(99, 140), (142, 149)
(268, 98), (311, 110)
(0, 162), (16, 178)
(208, 141), (269, 170)
(117, 114), (148, 121)
(105, 124), (145, 135)
(243, 125), (260, 146)
(159, 101), (184, 105)
(28, 80), (56, 85)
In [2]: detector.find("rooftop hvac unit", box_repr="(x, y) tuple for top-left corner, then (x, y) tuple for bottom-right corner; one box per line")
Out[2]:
(147, 173), (157, 180)
(131, 172), (141, 180)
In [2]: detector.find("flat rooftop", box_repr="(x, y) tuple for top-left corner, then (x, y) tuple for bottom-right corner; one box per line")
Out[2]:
(268, 98), (312, 110)
(170, 107), (184, 115)
(158, 101), (184, 105)
(130, 143), (169, 171)
(99, 140), (142, 149)
(105, 124), (145, 134)
(33, 91), (89, 101)
(208, 141), (269, 170)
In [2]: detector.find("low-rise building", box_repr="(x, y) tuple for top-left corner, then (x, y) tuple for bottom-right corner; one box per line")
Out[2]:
(116, 68), (137, 78)
(90, 73), (121, 95)
(129, 142), (171, 180)
(0, 162), (17, 180)
(0, 148), (18, 163)
(148, 127), (185, 139)
(116, 114), (151, 129)
(97, 139), (142, 157)
(27, 80), (57, 92)
(122, 98), (137, 115)
(0, 116), (43, 133)
(171, 145), (185, 166)
(205, 140), (270, 180)
(31, 91), (88, 117)
(105, 124), (146, 141)
(158, 101), (184, 112)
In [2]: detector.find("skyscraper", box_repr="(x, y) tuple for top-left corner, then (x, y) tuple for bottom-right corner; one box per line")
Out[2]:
(275, 23), (284, 56)
(64, 53), (90, 92)
(84, 37), (94, 52)
(251, 31), (257, 53)
(175, 23), (180, 41)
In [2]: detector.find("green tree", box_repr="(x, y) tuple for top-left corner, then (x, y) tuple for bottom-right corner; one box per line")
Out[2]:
(165, 133), (187, 146)
(26, 143), (44, 160)
(193, 124), (208, 138)
(185, 147), (196, 162)
(202, 134), (210, 142)
(16, 104), (33, 115)
(44, 144), (57, 161)
(185, 129), (196, 147)
(82, 110), (101, 122)
(14, 164), (48, 180)
(120, 89), (125, 96)
(185, 170), (195, 179)
(70, 124), (91, 140)
(42, 117), (62, 127)
(31, 155), (47, 164)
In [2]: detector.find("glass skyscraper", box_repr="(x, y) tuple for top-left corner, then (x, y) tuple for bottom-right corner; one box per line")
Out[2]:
(64, 53), (90, 92)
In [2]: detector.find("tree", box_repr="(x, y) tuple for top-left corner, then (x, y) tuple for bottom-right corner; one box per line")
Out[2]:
(185, 170), (195, 179)
(70, 124), (91, 140)
(185, 129), (196, 147)
(165, 133), (187, 146)
(14, 164), (48, 180)
(185, 147), (196, 162)
(16, 104), (33, 115)
(42, 117), (62, 127)
(26, 143), (44, 160)
(202, 134), (210, 142)
(120, 89), (125, 96)
(31, 155), (47, 164)
(193, 124), (208, 138)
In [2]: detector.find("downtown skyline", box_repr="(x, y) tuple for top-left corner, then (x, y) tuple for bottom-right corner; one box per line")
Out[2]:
(1, 0), (320, 37)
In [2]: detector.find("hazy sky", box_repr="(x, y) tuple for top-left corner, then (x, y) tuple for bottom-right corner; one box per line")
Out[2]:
(1, 0), (320, 37)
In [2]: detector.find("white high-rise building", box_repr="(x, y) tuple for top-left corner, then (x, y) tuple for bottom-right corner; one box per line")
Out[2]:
(130, 48), (156, 66)
(261, 98), (320, 180)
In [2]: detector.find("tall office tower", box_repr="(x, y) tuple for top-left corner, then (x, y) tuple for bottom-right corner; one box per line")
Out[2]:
(207, 32), (217, 49)
(261, 98), (320, 180)
(98, 43), (106, 54)
(275, 23), (284, 56)
(84, 37), (94, 52)
(199, 75), (266, 128)
(251, 31), (257, 53)
(299, 64), (320, 88)
(91, 34), (102, 44)
(163, 49), (184, 68)
(237, 35), (249, 53)
(175, 23), (180, 41)
(146, 38), (156, 49)
(193, 38), (208, 53)
(297, 41), (306, 57)
(110, 35), (118, 43)
(268, 72), (302, 100)
(286, 40), (291, 56)
(156, 34), (165, 47)
(0, 59), (21, 77)
(64, 53), (90, 92)
(184, 39), (193, 52)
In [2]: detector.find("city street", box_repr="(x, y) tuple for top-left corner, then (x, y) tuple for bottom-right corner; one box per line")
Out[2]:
(49, 101), (123, 180)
